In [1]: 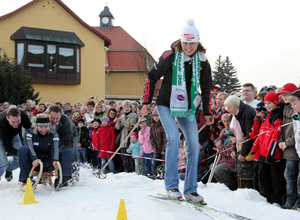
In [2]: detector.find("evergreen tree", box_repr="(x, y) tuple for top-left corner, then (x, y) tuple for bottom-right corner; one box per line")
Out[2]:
(212, 55), (241, 94)
(0, 49), (39, 104)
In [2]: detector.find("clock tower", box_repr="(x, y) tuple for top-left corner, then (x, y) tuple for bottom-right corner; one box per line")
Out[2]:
(99, 6), (114, 30)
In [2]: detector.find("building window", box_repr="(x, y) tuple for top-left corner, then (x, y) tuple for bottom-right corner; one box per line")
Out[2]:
(47, 45), (56, 73)
(11, 27), (84, 84)
(17, 43), (24, 67)
(28, 44), (45, 68)
(59, 47), (74, 70)
(15, 41), (81, 84)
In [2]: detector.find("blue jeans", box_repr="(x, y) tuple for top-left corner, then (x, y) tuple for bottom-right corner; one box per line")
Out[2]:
(157, 105), (199, 195)
(284, 160), (300, 206)
(101, 158), (115, 173)
(60, 148), (72, 177)
(77, 148), (88, 163)
(0, 135), (22, 177)
(144, 152), (154, 175)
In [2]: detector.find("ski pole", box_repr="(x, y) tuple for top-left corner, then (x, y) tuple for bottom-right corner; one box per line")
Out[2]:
(97, 116), (144, 176)
(207, 154), (220, 183)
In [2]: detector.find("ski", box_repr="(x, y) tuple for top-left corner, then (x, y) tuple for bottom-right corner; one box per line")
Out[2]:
(150, 194), (252, 220)
(150, 194), (224, 220)
(205, 205), (252, 220)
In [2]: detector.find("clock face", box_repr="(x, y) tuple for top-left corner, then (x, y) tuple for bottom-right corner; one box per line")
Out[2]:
(102, 17), (109, 24)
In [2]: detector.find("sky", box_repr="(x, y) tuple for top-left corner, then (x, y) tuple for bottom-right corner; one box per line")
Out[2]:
(1, 0), (300, 91)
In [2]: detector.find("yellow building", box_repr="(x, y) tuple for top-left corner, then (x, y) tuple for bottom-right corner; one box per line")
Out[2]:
(0, 0), (110, 104)
(95, 6), (155, 101)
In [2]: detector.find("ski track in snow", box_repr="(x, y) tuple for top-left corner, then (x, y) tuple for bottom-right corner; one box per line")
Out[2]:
(0, 167), (299, 220)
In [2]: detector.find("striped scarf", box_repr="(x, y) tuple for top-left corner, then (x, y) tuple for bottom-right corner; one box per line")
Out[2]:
(170, 51), (201, 121)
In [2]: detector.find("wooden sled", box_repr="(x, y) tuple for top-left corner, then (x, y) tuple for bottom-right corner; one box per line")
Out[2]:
(21, 161), (63, 191)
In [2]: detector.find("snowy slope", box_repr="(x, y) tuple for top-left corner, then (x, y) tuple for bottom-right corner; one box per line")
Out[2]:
(0, 167), (299, 220)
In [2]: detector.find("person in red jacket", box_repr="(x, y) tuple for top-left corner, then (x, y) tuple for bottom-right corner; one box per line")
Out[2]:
(91, 118), (101, 169)
(249, 102), (267, 191)
(98, 116), (115, 173)
(251, 92), (286, 205)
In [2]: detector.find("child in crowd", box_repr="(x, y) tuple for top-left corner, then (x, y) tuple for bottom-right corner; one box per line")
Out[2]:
(249, 102), (267, 191)
(91, 118), (101, 169)
(213, 113), (237, 190)
(278, 83), (299, 209)
(251, 92), (285, 205)
(138, 117), (154, 176)
(150, 108), (166, 175)
(288, 89), (300, 210)
(76, 118), (89, 164)
(98, 116), (115, 174)
(127, 132), (144, 175)
(71, 102), (82, 123)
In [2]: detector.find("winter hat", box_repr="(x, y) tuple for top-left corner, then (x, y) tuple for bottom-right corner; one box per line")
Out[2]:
(101, 116), (110, 123)
(139, 117), (147, 123)
(255, 102), (267, 112)
(212, 84), (221, 91)
(92, 118), (101, 124)
(181, 19), (200, 43)
(264, 92), (279, 105)
(280, 83), (298, 94)
(267, 85), (277, 91)
(36, 116), (50, 127)
(77, 118), (85, 124)
(130, 132), (138, 138)
(152, 108), (158, 116)
(291, 89), (300, 99)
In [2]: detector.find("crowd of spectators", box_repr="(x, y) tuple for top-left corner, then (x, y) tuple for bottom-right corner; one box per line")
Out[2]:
(1, 81), (300, 210)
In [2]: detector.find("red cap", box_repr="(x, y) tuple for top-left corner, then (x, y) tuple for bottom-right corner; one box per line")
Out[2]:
(212, 84), (221, 91)
(130, 132), (138, 138)
(264, 92), (279, 105)
(280, 83), (298, 94)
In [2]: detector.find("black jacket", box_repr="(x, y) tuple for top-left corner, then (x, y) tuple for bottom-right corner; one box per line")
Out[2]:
(235, 101), (256, 157)
(0, 110), (31, 155)
(55, 114), (73, 149)
(24, 128), (59, 162)
(77, 126), (90, 148)
(143, 46), (212, 115)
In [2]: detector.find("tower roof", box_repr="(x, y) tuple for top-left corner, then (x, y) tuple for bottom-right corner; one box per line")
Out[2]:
(99, 6), (114, 18)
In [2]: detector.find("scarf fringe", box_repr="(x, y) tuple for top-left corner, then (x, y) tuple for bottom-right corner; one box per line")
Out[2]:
(170, 111), (195, 121)
(170, 111), (188, 118)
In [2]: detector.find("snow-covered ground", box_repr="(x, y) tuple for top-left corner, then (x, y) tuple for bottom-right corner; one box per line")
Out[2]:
(0, 167), (299, 220)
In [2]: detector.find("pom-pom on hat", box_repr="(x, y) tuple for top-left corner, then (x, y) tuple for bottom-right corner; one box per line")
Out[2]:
(264, 92), (279, 105)
(255, 102), (267, 112)
(181, 19), (200, 43)
(101, 116), (110, 122)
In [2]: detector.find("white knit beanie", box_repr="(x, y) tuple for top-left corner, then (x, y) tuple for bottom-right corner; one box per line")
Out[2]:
(181, 19), (200, 43)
